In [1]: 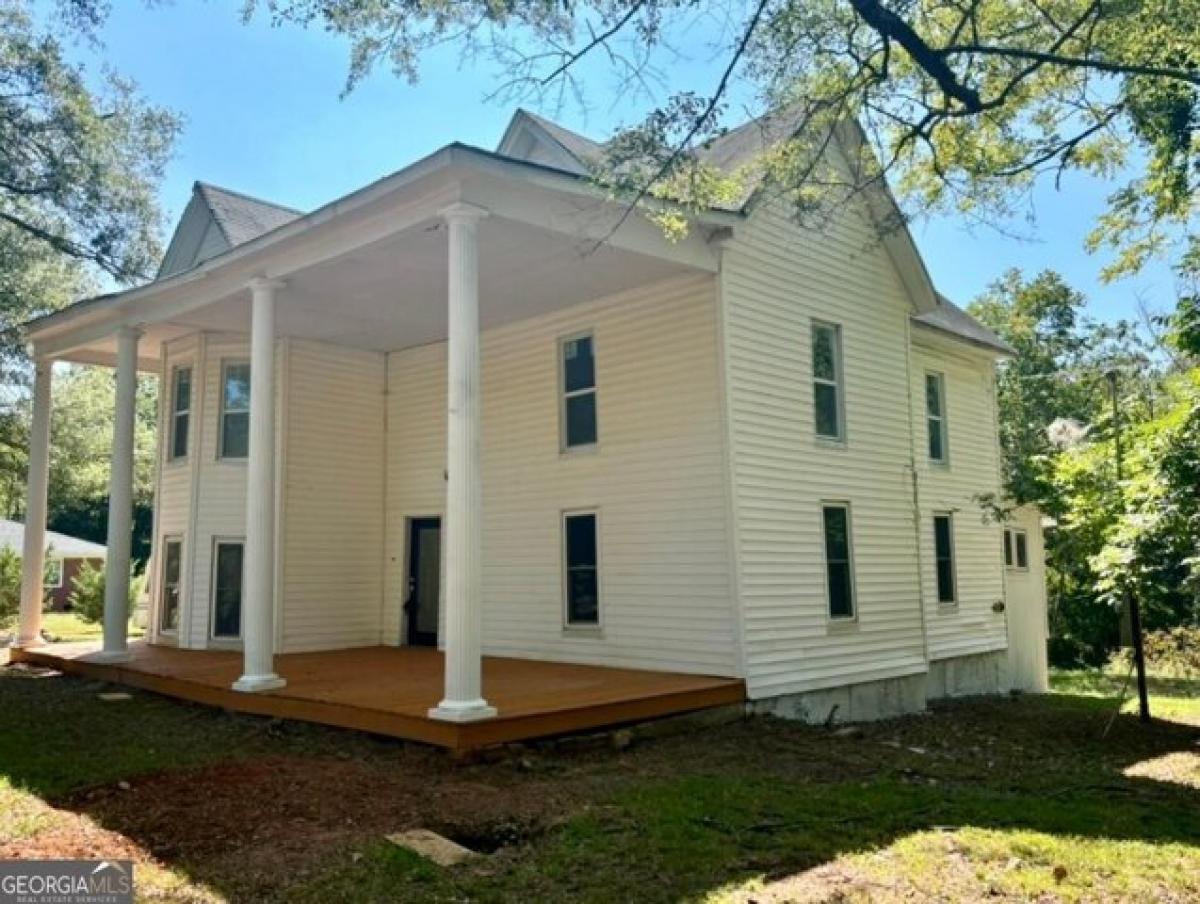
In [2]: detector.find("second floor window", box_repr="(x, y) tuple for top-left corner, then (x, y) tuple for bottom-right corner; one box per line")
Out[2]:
(812, 322), (844, 441)
(926, 372), (948, 463)
(169, 365), (192, 460)
(220, 362), (251, 459)
(561, 334), (597, 449)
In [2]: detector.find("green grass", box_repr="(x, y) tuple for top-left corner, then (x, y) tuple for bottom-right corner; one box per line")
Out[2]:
(38, 611), (144, 643)
(0, 663), (1197, 902)
(1052, 666), (1200, 724)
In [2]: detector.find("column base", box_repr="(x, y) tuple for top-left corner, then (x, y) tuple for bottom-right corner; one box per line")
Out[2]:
(232, 673), (287, 693)
(92, 649), (131, 664)
(428, 699), (498, 722)
(12, 635), (45, 650)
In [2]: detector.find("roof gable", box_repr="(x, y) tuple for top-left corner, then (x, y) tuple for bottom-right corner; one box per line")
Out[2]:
(157, 182), (303, 279)
(496, 109), (601, 175)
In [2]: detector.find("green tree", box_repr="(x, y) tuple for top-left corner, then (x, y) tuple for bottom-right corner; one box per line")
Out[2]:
(68, 558), (145, 625)
(0, 545), (20, 628)
(251, 0), (1198, 276)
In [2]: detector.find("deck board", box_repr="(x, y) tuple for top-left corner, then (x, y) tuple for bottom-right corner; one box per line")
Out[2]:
(9, 642), (745, 752)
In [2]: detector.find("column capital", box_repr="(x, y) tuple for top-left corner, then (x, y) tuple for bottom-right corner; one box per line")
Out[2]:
(248, 276), (287, 295)
(115, 324), (144, 341)
(439, 202), (489, 226)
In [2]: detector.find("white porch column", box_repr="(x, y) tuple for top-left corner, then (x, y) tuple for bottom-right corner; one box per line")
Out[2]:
(233, 278), (286, 692)
(16, 357), (53, 648)
(429, 202), (496, 722)
(98, 326), (141, 661)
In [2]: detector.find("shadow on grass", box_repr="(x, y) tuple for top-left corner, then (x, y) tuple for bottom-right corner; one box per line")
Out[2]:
(2, 663), (1199, 903)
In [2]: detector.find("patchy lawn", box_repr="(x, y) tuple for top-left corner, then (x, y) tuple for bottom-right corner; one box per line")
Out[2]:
(0, 663), (1197, 903)
(1052, 666), (1200, 725)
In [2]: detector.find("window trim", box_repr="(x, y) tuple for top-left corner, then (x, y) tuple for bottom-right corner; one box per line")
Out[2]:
(933, 512), (958, 606)
(217, 359), (251, 462)
(821, 501), (857, 622)
(558, 331), (599, 454)
(209, 537), (245, 643)
(925, 370), (949, 465)
(811, 320), (846, 443)
(561, 509), (602, 630)
(1013, 528), (1029, 571)
(43, 557), (63, 589)
(158, 536), (184, 636)
(1003, 529), (1014, 568)
(168, 364), (193, 462)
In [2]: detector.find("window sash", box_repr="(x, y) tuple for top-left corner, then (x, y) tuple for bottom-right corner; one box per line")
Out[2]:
(822, 504), (855, 619)
(212, 540), (244, 639)
(1003, 529), (1014, 567)
(563, 512), (599, 626)
(560, 334), (598, 450)
(160, 539), (182, 633)
(169, 366), (191, 460)
(812, 322), (844, 440)
(926, 372), (948, 462)
(934, 514), (956, 603)
(219, 361), (251, 459)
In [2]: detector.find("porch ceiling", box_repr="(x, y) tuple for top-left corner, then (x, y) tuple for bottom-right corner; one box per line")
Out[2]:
(68, 212), (700, 363)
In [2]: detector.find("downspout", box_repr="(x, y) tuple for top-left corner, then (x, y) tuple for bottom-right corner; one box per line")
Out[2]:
(903, 317), (931, 668)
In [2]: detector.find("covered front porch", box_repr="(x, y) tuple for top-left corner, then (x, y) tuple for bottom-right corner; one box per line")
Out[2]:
(14, 143), (738, 727)
(9, 641), (745, 753)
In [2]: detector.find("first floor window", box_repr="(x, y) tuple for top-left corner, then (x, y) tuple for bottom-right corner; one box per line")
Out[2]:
(212, 541), (244, 639)
(1003, 528), (1029, 570)
(160, 539), (182, 632)
(561, 334), (598, 449)
(564, 512), (599, 625)
(170, 365), (192, 460)
(934, 514), (957, 604)
(220, 362), (251, 459)
(822, 503), (855, 618)
(44, 558), (63, 589)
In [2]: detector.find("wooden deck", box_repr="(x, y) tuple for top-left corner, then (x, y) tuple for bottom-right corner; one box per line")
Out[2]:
(9, 642), (745, 752)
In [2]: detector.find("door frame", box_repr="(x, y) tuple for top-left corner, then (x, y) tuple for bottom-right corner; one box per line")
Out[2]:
(404, 517), (441, 647)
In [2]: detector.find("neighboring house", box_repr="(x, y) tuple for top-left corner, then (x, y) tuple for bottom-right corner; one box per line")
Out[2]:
(14, 107), (1048, 721)
(0, 519), (106, 611)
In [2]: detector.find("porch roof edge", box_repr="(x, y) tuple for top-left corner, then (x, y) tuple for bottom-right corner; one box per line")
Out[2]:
(25, 143), (742, 345)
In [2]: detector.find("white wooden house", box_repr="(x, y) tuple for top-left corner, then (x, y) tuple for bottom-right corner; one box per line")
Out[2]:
(13, 109), (1049, 730)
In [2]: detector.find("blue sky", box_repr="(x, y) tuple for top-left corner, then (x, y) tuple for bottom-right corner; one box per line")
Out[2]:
(65, 0), (1177, 323)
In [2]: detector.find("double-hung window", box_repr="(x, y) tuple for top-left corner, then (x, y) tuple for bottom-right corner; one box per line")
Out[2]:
(925, 372), (948, 463)
(934, 513), (957, 604)
(169, 365), (192, 460)
(561, 334), (597, 450)
(211, 540), (244, 640)
(160, 538), (182, 633)
(822, 503), (855, 619)
(219, 362), (251, 459)
(812, 322), (844, 441)
(563, 512), (600, 626)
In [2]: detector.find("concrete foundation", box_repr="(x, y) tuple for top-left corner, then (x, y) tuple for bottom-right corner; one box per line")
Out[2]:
(750, 671), (928, 724)
(750, 650), (1012, 725)
(926, 650), (1009, 700)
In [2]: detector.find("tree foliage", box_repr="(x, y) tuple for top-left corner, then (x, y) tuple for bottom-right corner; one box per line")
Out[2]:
(251, 0), (1198, 276)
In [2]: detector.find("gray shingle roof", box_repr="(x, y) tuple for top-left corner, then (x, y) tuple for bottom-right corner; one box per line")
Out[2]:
(195, 182), (304, 248)
(913, 295), (1015, 355)
(0, 519), (107, 559)
(519, 110), (607, 168)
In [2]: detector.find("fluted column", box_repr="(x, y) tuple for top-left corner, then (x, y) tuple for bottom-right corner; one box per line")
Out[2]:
(429, 202), (496, 722)
(233, 278), (286, 692)
(98, 326), (141, 661)
(16, 357), (53, 648)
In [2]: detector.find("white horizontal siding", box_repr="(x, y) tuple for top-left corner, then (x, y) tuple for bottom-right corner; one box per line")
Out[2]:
(911, 337), (1008, 660)
(721, 198), (928, 699)
(279, 340), (386, 652)
(385, 273), (737, 676)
